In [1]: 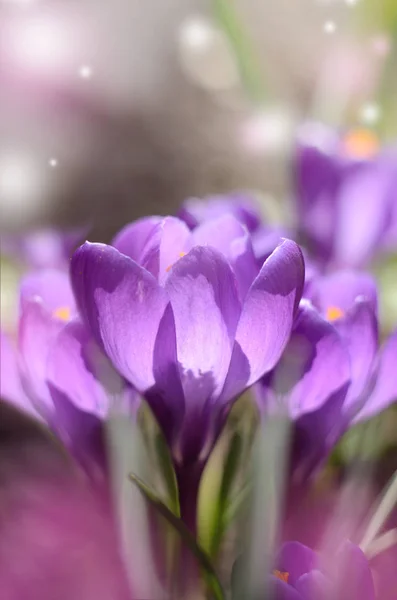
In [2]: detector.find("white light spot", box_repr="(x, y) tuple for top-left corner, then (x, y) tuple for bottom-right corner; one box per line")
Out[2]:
(346, 0), (359, 5)
(48, 158), (58, 168)
(371, 35), (391, 58)
(241, 108), (295, 155)
(180, 17), (212, 51)
(324, 21), (336, 34)
(79, 65), (92, 79)
(5, 15), (72, 78)
(0, 153), (47, 225)
(359, 102), (381, 126)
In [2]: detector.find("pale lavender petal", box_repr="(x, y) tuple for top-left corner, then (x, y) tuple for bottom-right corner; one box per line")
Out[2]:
(263, 302), (350, 419)
(306, 270), (378, 317)
(20, 269), (76, 316)
(111, 216), (162, 261)
(165, 246), (241, 404)
(192, 214), (258, 299)
(46, 320), (134, 420)
(71, 242), (173, 393)
(334, 161), (394, 267)
(222, 239), (304, 400)
(332, 540), (376, 600)
(0, 330), (37, 417)
(139, 217), (192, 284)
(268, 576), (304, 599)
(354, 328), (397, 423)
(18, 300), (65, 417)
(179, 193), (261, 232)
(295, 570), (330, 600)
(336, 300), (378, 415)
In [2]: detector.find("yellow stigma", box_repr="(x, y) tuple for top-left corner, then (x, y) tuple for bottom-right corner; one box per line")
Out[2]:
(326, 306), (344, 321)
(165, 252), (187, 273)
(53, 306), (71, 321)
(273, 570), (289, 584)
(343, 129), (379, 159)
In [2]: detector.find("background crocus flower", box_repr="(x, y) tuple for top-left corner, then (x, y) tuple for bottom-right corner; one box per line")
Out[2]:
(71, 236), (304, 529)
(269, 540), (376, 600)
(1, 227), (87, 270)
(258, 277), (397, 477)
(1, 268), (136, 473)
(112, 213), (259, 300)
(178, 192), (262, 233)
(178, 194), (294, 271)
(295, 124), (397, 268)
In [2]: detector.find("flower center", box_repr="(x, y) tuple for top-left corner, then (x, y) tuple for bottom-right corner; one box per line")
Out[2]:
(53, 306), (71, 321)
(273, 570), (289, 584)
(165, 251), (187, 272)
(342, 129), (379, 159)
(326, 305), (344, 321)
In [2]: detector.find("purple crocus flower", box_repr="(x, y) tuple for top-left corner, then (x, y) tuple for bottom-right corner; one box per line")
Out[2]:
(295, 123), (397, 268)
(258, 270), (397, 476)
(178, 192), (262, 233)
(1, 268), (136, 472)
(270, 540), (376, 599)
(178, 193), (294, 267)
(71, 230), (304, 467)
(1, 226), (87, 270)
(71, 227), (304, 530)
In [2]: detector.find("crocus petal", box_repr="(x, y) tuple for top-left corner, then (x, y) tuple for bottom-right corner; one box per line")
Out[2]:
(332, 540), (376, 600)
(192, 214), (258, 299)
(293, 383), (350, 477)
(71, 242), (174, 393)
(165, 246), (241, 404)
(354, 328), (397, 423)
(222, 239), (305, 401)
(276, 541), (318, 586)
(46, 320), (133, 420)
(306, 270), (378, 317)
(0, 330), (37, 417)
(294, 570), (330, 600)
(268, 575), (304, 599)
(336, 300), (378, 415)
(139, 217), (192, 284)
(334, 161), (394, 267)
(18, 300), (65, 417)
(19, 269), (76, 316)
(261, 302), (350, 419)
(111, 216), (162, 261)
(295, 134), (341, 260)
(179, 193), (261, 232)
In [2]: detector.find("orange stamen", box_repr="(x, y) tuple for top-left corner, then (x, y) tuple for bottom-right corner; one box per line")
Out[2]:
(326, 306), (344, 322)
(165, 252), (187, 272)
(53, 306), (71, 321)
(343, 128), (379, 159)
(273, 570), (289, 584)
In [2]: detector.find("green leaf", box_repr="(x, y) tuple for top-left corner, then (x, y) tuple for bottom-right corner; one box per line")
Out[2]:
(211, 0), (266, 104)
(129, 473), (226, 600)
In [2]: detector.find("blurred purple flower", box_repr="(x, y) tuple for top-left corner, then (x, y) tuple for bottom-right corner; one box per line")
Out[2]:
(71, 230), (304, 469)
(258, 270), (397, 476)
(1, 269), (136, 472)
(1, 227), (88, 270)
(178, 193), (294, 268)
(178, 192), (262, 233)
(295, 124), (397, 268)
(270, 540), (375, 599)
(0, 402), (133, 600)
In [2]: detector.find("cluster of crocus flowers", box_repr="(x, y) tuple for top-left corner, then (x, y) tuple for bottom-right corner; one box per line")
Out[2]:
(1, 165), (397, 598)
